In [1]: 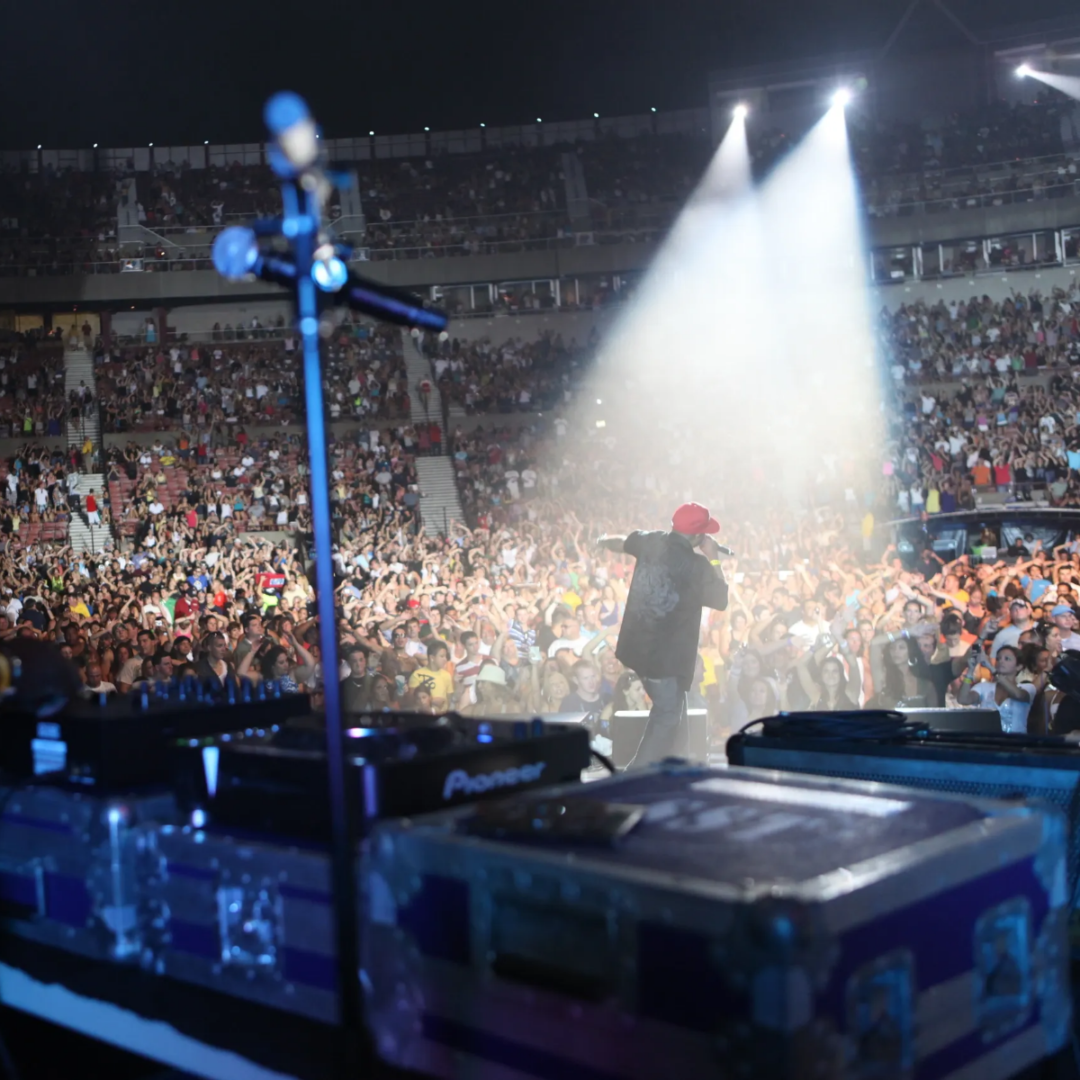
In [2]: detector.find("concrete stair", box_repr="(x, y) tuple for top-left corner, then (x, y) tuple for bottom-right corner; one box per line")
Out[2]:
(400, 330), (468, 534)
(400, 329), (464, 423)
(415, 457), (465, 537)
(68, 472), (109, 553)
(64, 345), (101, 454)
(64, 344), (107, 553)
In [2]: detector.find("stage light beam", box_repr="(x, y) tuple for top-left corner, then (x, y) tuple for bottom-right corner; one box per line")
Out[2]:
(832, 87), (853, 108)
(571, 95), (881, 529)
(733, 103), (749, 120)
(1016, 63), (1032, 78)
(1019, 67), (1080, 104)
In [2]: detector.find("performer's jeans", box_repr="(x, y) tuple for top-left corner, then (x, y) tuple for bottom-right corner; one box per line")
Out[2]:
(629, 677), (688, 768)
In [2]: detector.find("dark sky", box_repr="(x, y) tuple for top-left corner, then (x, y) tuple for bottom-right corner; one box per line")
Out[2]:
(2, 0), (1077, 149)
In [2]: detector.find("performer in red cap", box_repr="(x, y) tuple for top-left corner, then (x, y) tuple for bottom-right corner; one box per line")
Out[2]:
(597, 502), (728, 767)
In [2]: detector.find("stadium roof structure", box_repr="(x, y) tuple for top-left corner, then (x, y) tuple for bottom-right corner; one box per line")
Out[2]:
(708, 52), (877, 98)
(708, 1), (1080, 91)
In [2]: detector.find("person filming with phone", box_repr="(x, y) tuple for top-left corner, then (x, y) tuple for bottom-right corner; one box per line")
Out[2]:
(957, 642), (1035, 733)
(597, 502), (729, 767)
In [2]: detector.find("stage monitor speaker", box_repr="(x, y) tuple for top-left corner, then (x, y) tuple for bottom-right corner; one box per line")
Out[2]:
(897, 707), (1003, 734)
(611, 709), (708, 768)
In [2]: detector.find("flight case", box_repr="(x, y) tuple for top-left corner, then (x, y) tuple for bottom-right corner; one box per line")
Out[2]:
(362, 763), (1072, 1080)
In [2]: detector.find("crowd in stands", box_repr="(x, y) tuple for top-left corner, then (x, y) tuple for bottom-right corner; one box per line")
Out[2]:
(365, 212), (570, 261)
(97, 420), (424, 545)
(0, 415), (429, 699)
(3, 97), (1080, 275)
(95, 319), (411, 432)
(0, 167), (119, 275)
(424, 327), (593, 414)
(850, 97), (1070, 177)
(873, 282), (1080, 513)
(0, 343), (72, 439)
(7, 400), (1080, 743)
(7, 178), (1080, 743)
(137, 163), (286, 232)
(0, 443), (77, 545)
(580, 133), (711, 219)
(883, 284), (1080, 381)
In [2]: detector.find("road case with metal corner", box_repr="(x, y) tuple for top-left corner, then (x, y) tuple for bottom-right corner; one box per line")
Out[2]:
(362, 763), (1072, 1080)
(0, 783), (175, 964)
(151, 717), (591, 1025)
(149, 824), (340, 1024)
(726, 726), (1080, 913)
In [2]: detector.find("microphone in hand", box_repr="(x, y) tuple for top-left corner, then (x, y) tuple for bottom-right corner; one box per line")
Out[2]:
(699, 536), (735, 558)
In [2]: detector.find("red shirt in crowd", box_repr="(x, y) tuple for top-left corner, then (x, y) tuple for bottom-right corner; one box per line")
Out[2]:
(85, 493), (97, 513)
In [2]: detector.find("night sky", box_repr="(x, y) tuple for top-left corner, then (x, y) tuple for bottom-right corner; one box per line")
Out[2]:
(2, 0), (1078, 149)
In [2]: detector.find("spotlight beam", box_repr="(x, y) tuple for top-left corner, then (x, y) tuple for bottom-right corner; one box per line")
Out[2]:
(1018, 67), (1080, 102)
(576, 102), (880, 524)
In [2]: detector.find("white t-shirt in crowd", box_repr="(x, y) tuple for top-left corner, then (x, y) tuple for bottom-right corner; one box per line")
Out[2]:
(548, 635), (591, 658)
(970, 679), (1035, 734)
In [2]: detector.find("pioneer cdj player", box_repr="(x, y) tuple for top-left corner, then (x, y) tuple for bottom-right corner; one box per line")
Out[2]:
(175, 712), (593, 839)
(0, 677), (309, 790)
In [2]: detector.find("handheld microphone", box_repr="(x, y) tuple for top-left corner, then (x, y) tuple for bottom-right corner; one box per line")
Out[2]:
(714, 544), (736, 557)
(212, 226), (448, 332)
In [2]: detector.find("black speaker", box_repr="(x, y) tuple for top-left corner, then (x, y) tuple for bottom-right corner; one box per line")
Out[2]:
(611, 708), (709, 768)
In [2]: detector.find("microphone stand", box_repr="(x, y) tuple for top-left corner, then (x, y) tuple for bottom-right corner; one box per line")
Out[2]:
(215, 93), (447, 1077)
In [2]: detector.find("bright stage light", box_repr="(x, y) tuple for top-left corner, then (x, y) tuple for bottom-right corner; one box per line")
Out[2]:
(1016, 63), (1032, 78)
(732, 103), (749, 120)
(832, 87), (853, 108)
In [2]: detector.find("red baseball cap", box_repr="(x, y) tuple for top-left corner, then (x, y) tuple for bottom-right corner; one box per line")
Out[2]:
(671, 502), (720, 536)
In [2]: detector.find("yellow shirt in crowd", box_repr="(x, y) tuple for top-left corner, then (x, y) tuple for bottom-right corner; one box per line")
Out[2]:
(408, 666), (454, 705)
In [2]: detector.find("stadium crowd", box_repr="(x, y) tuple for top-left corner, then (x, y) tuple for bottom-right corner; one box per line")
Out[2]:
(425, 326), (593, 414)
(0, 167), (119, 276)
(0, 343), (75, 438)
(3, 96), (1080, 274)
(5, 317), (1080, 747)
(0, 442), (76, 548)
(6, 92), (1080, 739)
(95, 319), (411, 432)
(6, 407), (1080, 741)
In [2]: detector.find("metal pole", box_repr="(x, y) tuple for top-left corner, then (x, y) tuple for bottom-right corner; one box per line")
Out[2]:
(293, 184), (360, 1075)
(212, 95), (445, 1076)
(878, 0), (922, 62)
